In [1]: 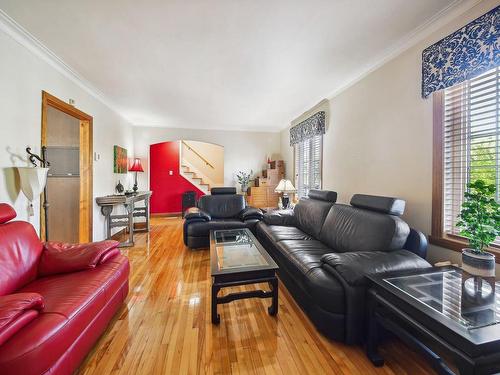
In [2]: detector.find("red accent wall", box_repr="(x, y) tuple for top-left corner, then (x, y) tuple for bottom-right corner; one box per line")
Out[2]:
(150, 141), (205, 214)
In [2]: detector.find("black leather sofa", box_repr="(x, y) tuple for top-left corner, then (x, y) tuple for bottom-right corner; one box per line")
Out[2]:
(183, 187), (263, 248)
(255, 189), (431, 344)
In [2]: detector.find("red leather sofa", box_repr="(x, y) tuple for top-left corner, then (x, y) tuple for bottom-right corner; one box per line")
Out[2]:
(0, 203), (130, 375)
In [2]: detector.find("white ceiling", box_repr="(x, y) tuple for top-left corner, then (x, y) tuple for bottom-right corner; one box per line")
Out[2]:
(0, 0), (460, 131)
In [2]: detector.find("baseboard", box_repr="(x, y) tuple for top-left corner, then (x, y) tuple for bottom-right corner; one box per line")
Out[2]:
(151, 212), (182, 217)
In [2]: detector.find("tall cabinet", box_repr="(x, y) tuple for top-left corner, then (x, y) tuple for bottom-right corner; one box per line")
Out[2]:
(246, 160), (284, 209)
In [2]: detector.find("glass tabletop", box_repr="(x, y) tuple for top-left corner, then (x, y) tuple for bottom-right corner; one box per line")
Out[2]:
(384, 269), (500, 330)
(214, 229), (252, 245)
(211, 229), (277, 275)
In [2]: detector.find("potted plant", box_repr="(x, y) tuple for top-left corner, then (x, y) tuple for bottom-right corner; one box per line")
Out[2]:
(236, 170), (253, 193)
(457, 180), (500, 281)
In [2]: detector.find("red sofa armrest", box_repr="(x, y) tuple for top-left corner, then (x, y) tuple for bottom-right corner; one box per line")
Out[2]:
(38, 240), (121, 277)
(0, 293), (44, 346)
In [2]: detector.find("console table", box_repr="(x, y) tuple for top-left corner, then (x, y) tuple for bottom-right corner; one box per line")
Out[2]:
(96, 191), (151, 247)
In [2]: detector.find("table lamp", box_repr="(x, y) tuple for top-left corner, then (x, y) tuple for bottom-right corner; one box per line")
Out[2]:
(128, 158), (144, 193)
(275, 179), (296, 209)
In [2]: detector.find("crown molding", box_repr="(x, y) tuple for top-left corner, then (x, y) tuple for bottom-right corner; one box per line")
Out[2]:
(324, 0), (482, 100)
(0, 9), (130, 123)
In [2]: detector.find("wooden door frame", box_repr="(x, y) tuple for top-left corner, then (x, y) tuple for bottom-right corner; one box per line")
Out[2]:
(41, 91), (93, 242)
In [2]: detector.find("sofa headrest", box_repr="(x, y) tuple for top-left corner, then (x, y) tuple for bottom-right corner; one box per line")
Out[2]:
(308, 189), (337, 203)
(211, 187), (236, 195)
(350, 194), (405, 216)
(0, 204), (16, 224)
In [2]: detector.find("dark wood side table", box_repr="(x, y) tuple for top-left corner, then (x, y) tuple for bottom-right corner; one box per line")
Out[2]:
(366, 266), (500, 375)
(96, 191), (151, 247)
(210, 228), (279, 324)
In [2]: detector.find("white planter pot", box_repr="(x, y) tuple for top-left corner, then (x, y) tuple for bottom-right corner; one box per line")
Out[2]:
(461, 248), (495, 277)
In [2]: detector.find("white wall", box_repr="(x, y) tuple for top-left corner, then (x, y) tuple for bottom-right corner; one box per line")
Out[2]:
(0, 28), (134, 241)
(133, 126), (281, 192)
(280, 0), (499, 268)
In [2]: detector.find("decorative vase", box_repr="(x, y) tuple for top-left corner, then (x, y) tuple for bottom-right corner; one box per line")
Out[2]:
(462, 248), (495, 278)
(241, 184), (248, 193)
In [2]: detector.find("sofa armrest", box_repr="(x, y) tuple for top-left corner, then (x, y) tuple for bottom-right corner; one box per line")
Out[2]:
(239, 207), (263, 221)
(321, 250), (431, 286)
(262, 209), (296, 226)
(404, 228), (428, 259)
(38, 240), (121, 277)
(184, 207), (211, 221)
(0, 293), (44, 346)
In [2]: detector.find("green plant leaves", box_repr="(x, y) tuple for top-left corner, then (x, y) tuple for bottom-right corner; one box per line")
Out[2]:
(457, 180), (500, 252)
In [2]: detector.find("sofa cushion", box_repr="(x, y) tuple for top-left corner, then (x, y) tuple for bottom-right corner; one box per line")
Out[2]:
(186, 219), (248, 237)
(0, 221), (43, 296)
(38, 240), (120, 277)
(0, 293), (44, 346)
(321, 250), (431, 286)
(350, 194), (405, 216)
(198, 194), (246, 219)
(274, 240), (345, 314)
(294, 198), (334, 238)
(256, 222), (314, 242)
(308, 189), (337, 203)
(0, 255), (129, 375)
(0, 204), (16, 224)
(319, 204), (410, 253)
(211, 187), (236, 195)
(262, 210), (296, 226)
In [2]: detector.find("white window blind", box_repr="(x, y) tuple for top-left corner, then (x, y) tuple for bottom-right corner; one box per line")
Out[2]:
(294, 134), (322, 198)
(442, 66), (499, 246)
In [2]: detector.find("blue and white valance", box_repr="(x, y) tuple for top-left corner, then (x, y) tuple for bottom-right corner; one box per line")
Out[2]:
(290, 111), (325, 146)
(422, 5), (499, 98)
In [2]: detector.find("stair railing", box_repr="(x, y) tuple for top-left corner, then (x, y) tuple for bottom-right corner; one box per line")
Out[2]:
(181, 140), (215, 169)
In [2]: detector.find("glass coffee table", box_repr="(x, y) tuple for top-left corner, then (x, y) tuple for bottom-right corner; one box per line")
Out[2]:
(210, 228), (279, 324)
(366, 266), (500, 374)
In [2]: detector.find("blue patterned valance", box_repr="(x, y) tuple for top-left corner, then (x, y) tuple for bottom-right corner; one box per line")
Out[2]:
(290, 111), (325, 146)
(422, 5), (499, 98)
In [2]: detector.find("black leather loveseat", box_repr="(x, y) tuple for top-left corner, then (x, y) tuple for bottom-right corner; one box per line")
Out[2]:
(255, 189), (431, 344)
(183, 187), (263, 248)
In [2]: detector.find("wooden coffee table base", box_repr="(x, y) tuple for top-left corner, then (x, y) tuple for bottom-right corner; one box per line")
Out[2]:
(211, 275), (278, 324)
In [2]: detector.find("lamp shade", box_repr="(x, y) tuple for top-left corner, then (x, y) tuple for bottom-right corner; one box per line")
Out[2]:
(18, 167), (49, 202)
(275, 179), (296, 193)
(129, 158), (144, 172)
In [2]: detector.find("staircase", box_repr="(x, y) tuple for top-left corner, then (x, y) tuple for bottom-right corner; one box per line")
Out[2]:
(179, 140), (218, 195)
(180, 164), (211, 194)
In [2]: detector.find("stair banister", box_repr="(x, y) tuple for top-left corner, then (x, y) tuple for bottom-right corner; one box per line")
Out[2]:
(181, 140), (215, 169)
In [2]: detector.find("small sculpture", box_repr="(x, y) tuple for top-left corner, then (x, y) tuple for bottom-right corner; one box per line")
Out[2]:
(115, 180), (124, 194)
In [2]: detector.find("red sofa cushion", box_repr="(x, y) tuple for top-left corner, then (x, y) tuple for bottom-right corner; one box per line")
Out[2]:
(38, 240), (120, 277)
(0, 222), (43, 296)
(0, 204), (16, 224)
(0, 293), (44, 346)
(0, 255), (129, 375)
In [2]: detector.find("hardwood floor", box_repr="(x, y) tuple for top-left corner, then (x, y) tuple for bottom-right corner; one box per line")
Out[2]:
(77, 217), (435, 375)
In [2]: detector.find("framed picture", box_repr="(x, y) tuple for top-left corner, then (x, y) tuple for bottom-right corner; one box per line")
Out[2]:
(113, 145), (128, 173)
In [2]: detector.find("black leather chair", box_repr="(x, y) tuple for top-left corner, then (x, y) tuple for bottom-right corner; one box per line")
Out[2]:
(183, 187), (263, 248)
(255, 189), (430, 344)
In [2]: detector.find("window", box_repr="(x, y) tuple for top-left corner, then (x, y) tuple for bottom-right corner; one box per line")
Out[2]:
(294, 134), (322, 198)
(432, 66), (500, 250)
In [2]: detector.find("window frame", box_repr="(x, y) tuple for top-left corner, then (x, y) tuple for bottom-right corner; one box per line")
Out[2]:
(293, 134), (323, 200)
(430, 90), (500, 258)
